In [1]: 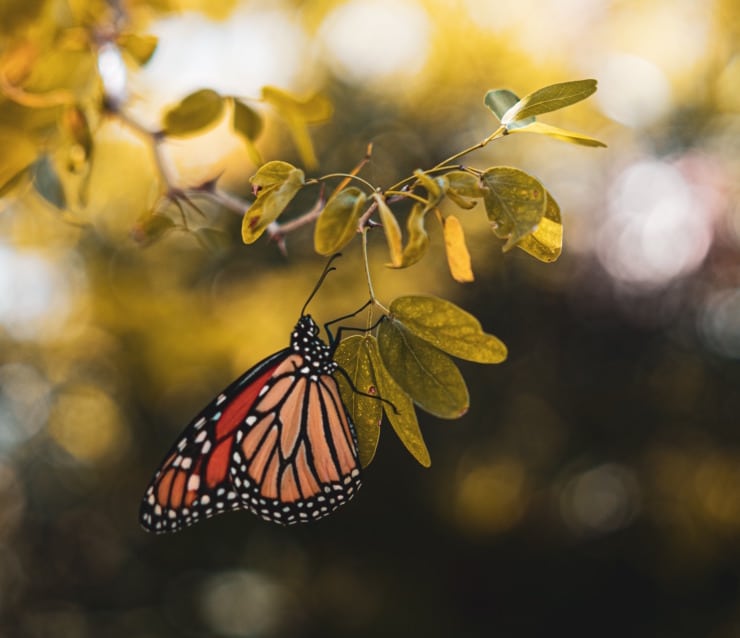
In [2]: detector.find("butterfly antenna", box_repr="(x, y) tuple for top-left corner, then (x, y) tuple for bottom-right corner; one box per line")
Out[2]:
(301, 253), (342, 316)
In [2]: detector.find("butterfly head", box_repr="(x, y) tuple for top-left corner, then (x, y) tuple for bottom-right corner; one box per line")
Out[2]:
(295, 314), (320, 338)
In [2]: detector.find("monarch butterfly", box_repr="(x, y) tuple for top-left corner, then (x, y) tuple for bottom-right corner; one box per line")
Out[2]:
(140, 256), (365, 533)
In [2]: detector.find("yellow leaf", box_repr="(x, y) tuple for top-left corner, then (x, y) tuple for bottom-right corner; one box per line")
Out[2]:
(314, 187), (366, 255)
(389, 296), (507, 364)
(515, 191), (563, 262)
(334, 335), (383, 468)
(442, 215), (474, 282)
(480, 166), (546, 251)
(242, 162), (304, 243)
(366, 339), (431, 467)
(414, 168), (447, 206)
(397, 203), (429, 268)
(163, 89), (225, 137)
(261, 86), (333, 170)
(378, 318), (469, 419)
(509, 120), (606, 148)
(374, 193), (403, 267)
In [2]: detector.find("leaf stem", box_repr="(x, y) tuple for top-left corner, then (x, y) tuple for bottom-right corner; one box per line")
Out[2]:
(319, 172), (376, 193)
(386, 125), (506, 193)
(361, 227), (390, 316)
(431, 125), (506, 170)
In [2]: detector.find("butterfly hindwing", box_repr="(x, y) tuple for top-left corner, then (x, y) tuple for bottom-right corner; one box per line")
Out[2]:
(230, 351), (362, 525)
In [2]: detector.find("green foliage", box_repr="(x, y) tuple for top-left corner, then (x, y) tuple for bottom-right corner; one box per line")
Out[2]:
(261, 85), (333, 170)
(501, 79), (598, 123)
(266, 82), (603, 284)
(374, 193), (403, 267)
(481, 166), (547, 251)
(333, 335), (382, 467)
(314, 187), (367, 255)
(387, 296), (507, 364)
(231, 98), (263, 165)
(368, 339), (431, 468)
(241, 161), (305, 243)
(378, 317), (469, 419)
(163, 89), (225, 136)
(485, 80), (607, 147)
(331, 294), (506, 466)
(515, 190), (563, 262)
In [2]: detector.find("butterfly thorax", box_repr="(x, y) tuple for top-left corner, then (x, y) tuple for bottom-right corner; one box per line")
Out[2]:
(292, 315), (337, 374)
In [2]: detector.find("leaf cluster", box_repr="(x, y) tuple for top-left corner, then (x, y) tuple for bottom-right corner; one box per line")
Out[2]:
(0, 13), (604, 475)
(0, 13), (330, 246)
(238, 79), (604, 280)
(334, 295), (507, 467)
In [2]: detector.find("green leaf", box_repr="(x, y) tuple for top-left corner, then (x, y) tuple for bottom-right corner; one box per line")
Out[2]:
(445, 170), (484, 209)
(374, 193), (403, 267)
(515, 189), (562, 262)
(396, 202), (429, 268)
(484, 89), (535, 129)
(314, 187), (367, 255)
(232, 98), (263, 140)
(389, 296), (507, 364)
(366, 338), (431, 467)
(480, 167), (546, 251)
(261, 86), (333, 170)
(502, 79), (598, 124)
(231, 98), (263, 164)
(508, 120), (607, 147)
(163, 89), (225, 137)
(414, 169), (447, 206)
(32, 154), (66, 208)
(242, 162), (304, 243)
(250, 160), (302, 190)
(334, 335), (382, 468)
(378, 318), (469, 419)
(117, 33), (158, 65)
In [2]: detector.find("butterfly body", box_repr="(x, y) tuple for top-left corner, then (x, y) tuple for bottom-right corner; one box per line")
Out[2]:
(140, 314), (361, 533)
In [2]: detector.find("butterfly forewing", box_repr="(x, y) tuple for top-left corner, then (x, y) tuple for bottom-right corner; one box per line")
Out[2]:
(139, 349), (290, 533)
(140, 315), (362, 533)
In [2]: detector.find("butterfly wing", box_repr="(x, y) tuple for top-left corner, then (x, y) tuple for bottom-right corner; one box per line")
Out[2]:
(230, 353), (362, 525)
(140, 348), (290, 534)
(140, 314), (363, 532)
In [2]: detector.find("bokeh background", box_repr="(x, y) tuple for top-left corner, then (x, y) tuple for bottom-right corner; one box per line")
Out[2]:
(1, 0), (740, 636)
